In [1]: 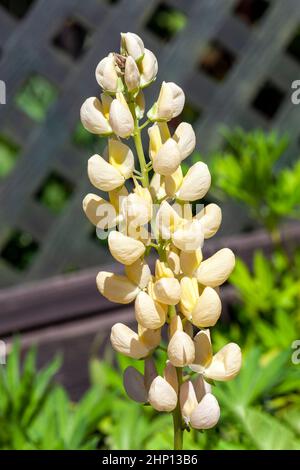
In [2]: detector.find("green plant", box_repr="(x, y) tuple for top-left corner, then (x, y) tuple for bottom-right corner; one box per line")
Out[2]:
(207, 129), (300, 242)
(0, 342), (107, 450)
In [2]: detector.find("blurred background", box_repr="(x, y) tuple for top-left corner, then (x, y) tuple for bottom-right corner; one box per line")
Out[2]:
(0, 0), (299, 450)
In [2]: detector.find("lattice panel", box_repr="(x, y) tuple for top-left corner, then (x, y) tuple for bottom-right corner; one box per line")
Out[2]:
(0, 0), (299, 287)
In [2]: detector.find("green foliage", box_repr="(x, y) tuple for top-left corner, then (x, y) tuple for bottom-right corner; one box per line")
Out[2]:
(209, 129), (300, 232)
(0, 342), (106, 450)
(15, 75), (58, 122)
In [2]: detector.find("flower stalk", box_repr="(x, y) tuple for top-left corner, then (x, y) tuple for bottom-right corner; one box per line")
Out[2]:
(80, 31), (242, 450)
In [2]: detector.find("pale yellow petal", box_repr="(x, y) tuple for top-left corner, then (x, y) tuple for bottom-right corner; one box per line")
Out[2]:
(96, 271), (139, 304)
(148, 376), (177, 412)
(180, 381), (198, 423)
(195, 203), (222, 239)
(82, 193), (117, 229)
(108, 139), (134, 179)
(190, 393), (220, 430)
(180, 249), (202, 276)
(108, 231), (145, 266)
(135, 291), (166, 329)
(110, 323), (149, 359)
(192, 286), (222, 328)
(125, 258), (151, 289)
(204, 343), (242, 381)
(167, 331), (195, 367)
(153, 277), (181, 305)
(177, 162), (211, 201)
(196, 248), (235, 287)
(88, 154), (124, 191)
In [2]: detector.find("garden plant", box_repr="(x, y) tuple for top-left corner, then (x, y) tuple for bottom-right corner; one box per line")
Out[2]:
(80, 32), (242, 450)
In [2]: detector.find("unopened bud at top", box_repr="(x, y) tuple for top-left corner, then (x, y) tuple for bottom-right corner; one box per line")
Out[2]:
(121, 32), (144, 61)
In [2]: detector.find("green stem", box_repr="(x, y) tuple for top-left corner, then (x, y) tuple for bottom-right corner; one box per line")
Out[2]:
(173, 367), (183, 450)
(133, 127), (149, 187)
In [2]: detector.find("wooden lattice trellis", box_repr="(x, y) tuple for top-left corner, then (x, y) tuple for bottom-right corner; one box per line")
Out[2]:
(0, 0), (299, 287)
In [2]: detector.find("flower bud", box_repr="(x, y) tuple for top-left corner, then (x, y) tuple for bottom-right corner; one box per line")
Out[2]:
(109, 93), (134, 138)
(153, 138), (181, 176)
(168, 330), (195, 367)
(88, 154), (124, 191)
(190, 393), (220, 430)
(191, 329), (213, 373)
(125, 258), (151, 289)
(196, 248), (235, 287)
(135, 291), (167, 329)
(180, 381), (198, 424)
(108, 139), (134, 179)
(173, 122), (196, 161)
(172, 219), (204, 252)
(163, 361), (178, 393)
(195, 203), (222, 239)
(95, 55), (119, 92)
(125, 56), (140, 91)
(177, 162), (211, 202)
(148, 81), (185, 121)
(140, 49), (158, 87)
(148, 376), (178, 412)
(108, 231), (145, 266)
(180, 249), (202, 276)
(80, 96), (112, 135)
(111, 323), (149, 358)
(96, 271), (139, 304)
(121, 32), (144, 61)
(169, 315), (183, 337)
(153, 277), (181, 305)
(204, 343), (242, 381)
(82, 193), (118, 229)
(123, 366), (148, 403)
(192, 287), (222, 328)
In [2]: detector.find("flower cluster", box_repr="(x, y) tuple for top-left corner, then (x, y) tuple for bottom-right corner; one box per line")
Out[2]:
(81, 32), (242, 443)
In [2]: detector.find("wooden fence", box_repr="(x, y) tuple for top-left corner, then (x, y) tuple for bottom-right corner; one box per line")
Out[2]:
(0, 0), (299, 289)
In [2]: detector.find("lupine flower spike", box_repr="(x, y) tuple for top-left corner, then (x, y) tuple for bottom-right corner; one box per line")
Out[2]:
(81, 32), (242, 450)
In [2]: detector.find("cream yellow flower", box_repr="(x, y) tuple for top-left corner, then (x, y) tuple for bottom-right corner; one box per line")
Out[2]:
(180, 277), (221, 328)
(139, 49), (158, 87)
(180, 378), (220, 429)
(97, 258), (150, 304)
(190, 330), (242, 381)
(109, 92), (134, 137)
(80, 95), (112, 135)
(167, 316), (195, 367)
(123, 359), (178, 412)
(95, 54), (120, 93)
(121, 32), (144, 61)
(148, 81), (185, 121)
(110, 323), (160, 359)
(196, 248), (235, 287)
(124, 56), (140, 91)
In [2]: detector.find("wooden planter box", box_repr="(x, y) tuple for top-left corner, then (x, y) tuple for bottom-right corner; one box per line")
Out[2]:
(0, 223), (299, 399)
